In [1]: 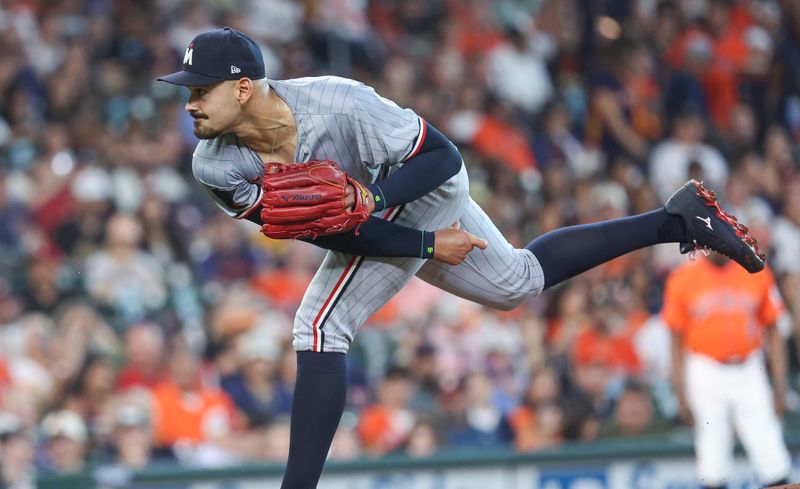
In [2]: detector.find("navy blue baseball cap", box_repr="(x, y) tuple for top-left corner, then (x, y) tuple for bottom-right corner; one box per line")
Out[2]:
(157, 27), (265, 86)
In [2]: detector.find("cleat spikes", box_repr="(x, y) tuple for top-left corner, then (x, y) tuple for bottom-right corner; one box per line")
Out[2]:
(664, 180), (766, 273)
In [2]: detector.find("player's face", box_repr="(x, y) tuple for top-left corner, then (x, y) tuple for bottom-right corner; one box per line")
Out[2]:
(185, 81), (240, 139)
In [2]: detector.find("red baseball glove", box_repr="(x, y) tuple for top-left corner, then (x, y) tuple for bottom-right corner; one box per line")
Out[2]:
(260, 160), (371, 240)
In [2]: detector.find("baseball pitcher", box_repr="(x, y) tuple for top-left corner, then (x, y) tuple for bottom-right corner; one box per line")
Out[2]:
(158, 28), (766, 488)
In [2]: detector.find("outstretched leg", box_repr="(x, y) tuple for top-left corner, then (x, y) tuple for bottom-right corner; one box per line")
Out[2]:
(527, 179), (765, 289)
(419, 180), (765, 306)
(526, 208), (684, 289)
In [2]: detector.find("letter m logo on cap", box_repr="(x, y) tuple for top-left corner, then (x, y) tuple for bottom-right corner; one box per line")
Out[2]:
(183, 42), (194, 65)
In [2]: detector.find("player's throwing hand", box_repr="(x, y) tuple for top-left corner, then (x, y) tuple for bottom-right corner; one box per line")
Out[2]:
(344, 181), (375, 213)
(433, 222), (488, 265)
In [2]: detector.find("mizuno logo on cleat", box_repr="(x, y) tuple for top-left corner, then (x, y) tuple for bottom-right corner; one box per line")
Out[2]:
(696, 216), (713, 230)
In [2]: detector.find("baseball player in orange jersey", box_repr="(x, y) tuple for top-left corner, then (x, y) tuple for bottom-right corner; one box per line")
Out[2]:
(664, 253), (792, 488)
(158, 28), (768, 488)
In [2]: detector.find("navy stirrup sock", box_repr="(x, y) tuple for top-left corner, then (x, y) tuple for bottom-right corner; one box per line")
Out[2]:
(281, 351), (348, 489)
(526, 209), (686, 289)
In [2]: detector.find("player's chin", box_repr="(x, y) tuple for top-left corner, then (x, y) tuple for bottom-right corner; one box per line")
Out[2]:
(193, 126), (222, 140)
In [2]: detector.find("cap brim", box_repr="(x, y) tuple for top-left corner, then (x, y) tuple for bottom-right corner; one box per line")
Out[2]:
(157, 70), (223, 86)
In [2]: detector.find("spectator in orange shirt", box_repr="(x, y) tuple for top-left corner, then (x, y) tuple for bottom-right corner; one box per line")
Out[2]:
(0, 358), (9, 391)
(151, 339), (237, 450)
(357, 366), (415, 457)
(509, 366), (564, 451)
(663, 253), (791, 489)
(571, 306), (642, 377)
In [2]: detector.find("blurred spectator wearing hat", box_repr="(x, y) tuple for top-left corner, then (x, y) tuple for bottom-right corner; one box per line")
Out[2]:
(107, 402), (155, 470)
(37, 409), (88, 475)
(220, 328), (284, 428)
(0, 412), (34, 489)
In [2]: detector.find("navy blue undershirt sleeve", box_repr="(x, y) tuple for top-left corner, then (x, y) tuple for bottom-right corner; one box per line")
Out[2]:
(244, 122), (458, 259)
(245, 212), (436, 259)
(305, 217), (436, 258)
(366, 121), (462, 212)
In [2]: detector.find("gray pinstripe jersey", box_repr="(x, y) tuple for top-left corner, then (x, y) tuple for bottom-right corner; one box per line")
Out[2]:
(189, 76), (545, 354)
(191, 76), (424, 218)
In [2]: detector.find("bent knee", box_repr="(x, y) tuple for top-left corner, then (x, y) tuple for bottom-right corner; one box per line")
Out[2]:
(490, 293), (530, 311)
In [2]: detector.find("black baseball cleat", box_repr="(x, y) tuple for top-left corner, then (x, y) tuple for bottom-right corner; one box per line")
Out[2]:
(664, 179), (766, 273)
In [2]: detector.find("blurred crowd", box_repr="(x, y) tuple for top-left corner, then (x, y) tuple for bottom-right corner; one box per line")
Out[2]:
(1, 0), (800, 485)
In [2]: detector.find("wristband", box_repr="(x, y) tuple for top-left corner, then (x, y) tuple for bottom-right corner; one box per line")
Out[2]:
(420, 230), (435, 259)
(366, 183), (386, 212)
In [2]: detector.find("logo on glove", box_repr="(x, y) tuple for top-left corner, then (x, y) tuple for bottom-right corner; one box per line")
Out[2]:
(281, 194), (322, 202)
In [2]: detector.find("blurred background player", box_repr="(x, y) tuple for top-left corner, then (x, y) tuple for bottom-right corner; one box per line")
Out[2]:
(664, 252), (792, 488)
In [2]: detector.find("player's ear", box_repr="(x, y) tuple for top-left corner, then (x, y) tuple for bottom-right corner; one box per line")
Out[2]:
(234, 77), (255, 105)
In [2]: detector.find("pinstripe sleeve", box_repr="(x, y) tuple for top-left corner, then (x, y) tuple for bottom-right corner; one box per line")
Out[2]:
(192, 140), (263, 219)
(349, 83), (424, 166)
